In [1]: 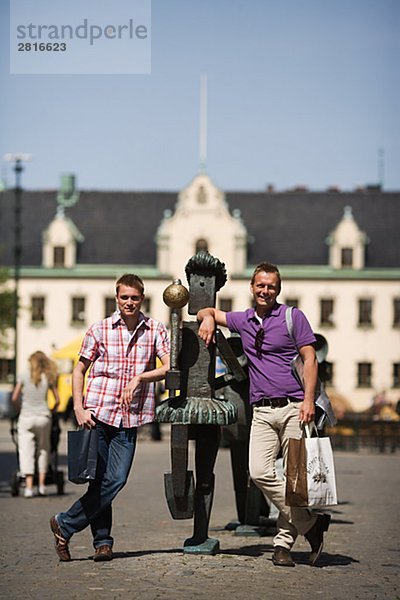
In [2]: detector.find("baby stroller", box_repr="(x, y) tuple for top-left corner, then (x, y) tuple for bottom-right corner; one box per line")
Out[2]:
(10, 412), (65, 496)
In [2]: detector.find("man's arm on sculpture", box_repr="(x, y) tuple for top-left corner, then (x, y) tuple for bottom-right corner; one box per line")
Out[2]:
(197, 308), (228, 347)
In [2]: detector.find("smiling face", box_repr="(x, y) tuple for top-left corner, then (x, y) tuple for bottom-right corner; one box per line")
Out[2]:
(250, 270), (280, 316)
(116, 284), (144, 325)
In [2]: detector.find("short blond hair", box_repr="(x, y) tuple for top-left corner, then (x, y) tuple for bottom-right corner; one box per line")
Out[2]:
(115, 274), (144, 296)
(251, 262), (281, 292)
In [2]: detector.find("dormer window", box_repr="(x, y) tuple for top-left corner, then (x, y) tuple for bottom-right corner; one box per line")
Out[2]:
(326, 206), (368, 270)
(42, 211), (84, 269)
(53, 246), (65, 267)
(341, 248), (353, 267)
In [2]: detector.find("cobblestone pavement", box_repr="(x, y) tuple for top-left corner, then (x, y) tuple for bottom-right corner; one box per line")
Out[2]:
(0, 420), (399, 600)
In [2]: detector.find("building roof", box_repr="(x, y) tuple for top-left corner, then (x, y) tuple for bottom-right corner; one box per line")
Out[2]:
(227, 191), (400, 268)
(0, 188), (399, 269)
(0, 191), (175, 267)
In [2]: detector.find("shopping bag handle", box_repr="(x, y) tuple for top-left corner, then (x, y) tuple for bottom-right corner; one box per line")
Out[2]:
(304, 421), (318, 438)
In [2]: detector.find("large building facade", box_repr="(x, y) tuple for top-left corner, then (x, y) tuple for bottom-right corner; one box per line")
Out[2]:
(1, 173), (399, 412)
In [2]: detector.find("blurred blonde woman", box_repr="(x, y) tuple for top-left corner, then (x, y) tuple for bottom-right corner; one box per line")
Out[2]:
(12, 351), (60, 498)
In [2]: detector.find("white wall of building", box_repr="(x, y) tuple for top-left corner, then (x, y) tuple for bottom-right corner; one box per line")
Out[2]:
(2, 173), (399, 415)
(14, 272), (400, 413)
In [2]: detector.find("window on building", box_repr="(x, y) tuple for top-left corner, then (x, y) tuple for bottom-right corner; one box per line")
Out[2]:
(393, 298), (400, 327)
(341, 247), (353, 267)
(285, 298), (299, 308)
(357, 362), (372, 387)
(358, 299), (373, 326)
(142, 297), (151, 314)
(53, 246), (65, 267)
(72, 297), (85, 324)
(219, 298), (232, 312)
(31, 296), (45, 323)
(320, 299), (334, 326)
(0, 358), (14, 383)
(393, 363), (400, 388)
(195, 238), (208, 253)
(104, 297), (116, 318)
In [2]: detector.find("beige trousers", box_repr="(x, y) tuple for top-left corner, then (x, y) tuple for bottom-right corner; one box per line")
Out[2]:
(249, 402), (317, 550)
(18, 414), (52, 476)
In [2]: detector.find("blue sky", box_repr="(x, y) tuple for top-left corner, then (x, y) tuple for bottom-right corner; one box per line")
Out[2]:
(1, 0), (399, 192)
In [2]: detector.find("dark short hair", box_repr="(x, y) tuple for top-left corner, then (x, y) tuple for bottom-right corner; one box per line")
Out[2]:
(115, 274), (145, 296)
(251, 262), (281, 291)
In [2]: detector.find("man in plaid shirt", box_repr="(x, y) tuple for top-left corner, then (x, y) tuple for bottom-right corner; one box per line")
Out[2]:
(50, 274), (170, 562)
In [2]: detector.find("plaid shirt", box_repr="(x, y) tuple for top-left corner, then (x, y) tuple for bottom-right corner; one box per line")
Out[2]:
(79, 311), (170, 428)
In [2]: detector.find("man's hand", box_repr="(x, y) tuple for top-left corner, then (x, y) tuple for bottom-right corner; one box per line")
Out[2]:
(74, 406), (96, 429)
(119, 376), (142, 407)
(299, 398), (315, 424)
(198, 315), (216, 347)
(197, 308), (227, 347)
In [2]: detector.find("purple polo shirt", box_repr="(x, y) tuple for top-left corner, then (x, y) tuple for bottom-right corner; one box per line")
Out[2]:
(226, 303), (316, 404)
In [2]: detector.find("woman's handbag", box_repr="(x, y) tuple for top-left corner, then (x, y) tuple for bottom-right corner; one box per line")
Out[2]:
(285, 423), (338, 508)
(67, 428), (98, 484)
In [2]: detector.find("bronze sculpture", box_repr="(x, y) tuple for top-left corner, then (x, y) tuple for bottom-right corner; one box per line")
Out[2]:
(157, 251), (245, 554)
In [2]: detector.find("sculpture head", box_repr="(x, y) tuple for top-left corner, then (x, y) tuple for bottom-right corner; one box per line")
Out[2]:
(184, 251), (227, 314)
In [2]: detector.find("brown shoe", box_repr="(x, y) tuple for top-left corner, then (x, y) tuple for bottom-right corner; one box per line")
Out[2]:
(93, 545), (113, 562)
(272, 546), (295, 567)
(305, 513), (331, 566)
(50, 515), (71, 562)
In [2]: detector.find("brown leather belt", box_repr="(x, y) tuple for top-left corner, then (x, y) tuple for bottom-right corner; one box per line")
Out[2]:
(253, 397), (300, 408)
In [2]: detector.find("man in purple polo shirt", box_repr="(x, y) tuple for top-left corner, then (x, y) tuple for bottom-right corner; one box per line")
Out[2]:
(197, 262), (331, 567)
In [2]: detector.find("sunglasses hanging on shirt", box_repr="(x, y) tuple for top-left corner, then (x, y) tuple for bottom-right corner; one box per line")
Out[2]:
(255, 327), (264, 357)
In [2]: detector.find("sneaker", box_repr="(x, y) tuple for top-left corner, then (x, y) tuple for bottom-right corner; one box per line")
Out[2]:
(38, 485), (47, 496)
(24, 487), (34, 498)
(93, 545), (113, 562)
(50, 515), (71, 561)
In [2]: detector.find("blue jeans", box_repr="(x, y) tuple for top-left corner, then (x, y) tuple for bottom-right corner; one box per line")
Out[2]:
(57, 420), (137, 548)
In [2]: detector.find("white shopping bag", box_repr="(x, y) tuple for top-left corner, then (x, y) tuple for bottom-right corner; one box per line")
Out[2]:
(286, 423), (338, 508)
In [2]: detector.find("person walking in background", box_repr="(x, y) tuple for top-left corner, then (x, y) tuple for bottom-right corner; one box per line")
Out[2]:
(12, 351), (60, 498)
(50, 274), (170, 563)
(197, 262), (331, 567)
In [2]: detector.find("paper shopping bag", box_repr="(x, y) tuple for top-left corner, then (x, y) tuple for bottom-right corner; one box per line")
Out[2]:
(67, 428), (98, 484)
(285, 437), (308, 507)
(285, 426), (338, 508)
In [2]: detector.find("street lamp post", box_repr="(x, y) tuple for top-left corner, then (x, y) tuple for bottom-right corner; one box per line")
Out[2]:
(4, 153), (31, 387)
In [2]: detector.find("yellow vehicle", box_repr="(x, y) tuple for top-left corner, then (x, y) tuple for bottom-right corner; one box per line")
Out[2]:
(48, 337), (83, 422)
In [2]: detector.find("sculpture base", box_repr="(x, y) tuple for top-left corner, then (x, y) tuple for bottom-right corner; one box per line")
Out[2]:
(156, 397), (237, 425)
(183, 537), (220, 555)
(234, 524), (269, 537)
(224, 519), (241, 531)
